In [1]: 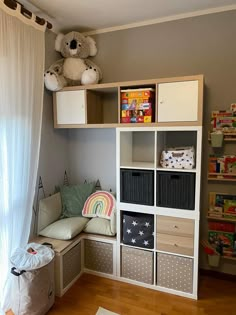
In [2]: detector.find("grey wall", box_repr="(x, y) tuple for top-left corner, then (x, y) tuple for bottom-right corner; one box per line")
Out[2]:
(68, 10), (236, 273)
(68, 129), (116, 192)
(38, 30), (70, 195)
(31, 30), (70, 236)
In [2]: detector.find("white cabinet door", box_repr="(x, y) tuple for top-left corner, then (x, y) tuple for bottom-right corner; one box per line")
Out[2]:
(56, 90), (86, 124)
(158, 80), (198, 122)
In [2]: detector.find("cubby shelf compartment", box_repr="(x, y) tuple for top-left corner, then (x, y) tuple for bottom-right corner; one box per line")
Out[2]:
(120, 130), (155, 169)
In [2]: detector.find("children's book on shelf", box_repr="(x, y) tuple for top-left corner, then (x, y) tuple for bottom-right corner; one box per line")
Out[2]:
(208, 192), (236, 218)
(208, 155), (236, 177)
(210, 104), (236, 131)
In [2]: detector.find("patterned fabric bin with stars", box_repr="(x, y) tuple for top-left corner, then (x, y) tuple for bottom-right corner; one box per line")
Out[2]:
(160, 146), (195, 170)
(122, 212), (154, 249)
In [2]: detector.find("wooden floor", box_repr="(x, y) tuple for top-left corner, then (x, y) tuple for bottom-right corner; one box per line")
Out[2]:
(47, 273), (236, 315)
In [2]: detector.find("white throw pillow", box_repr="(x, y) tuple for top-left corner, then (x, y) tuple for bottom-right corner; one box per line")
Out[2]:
(39, 217), (89, 240)
(83, 217), (116, 236)
(38, 193), (62, 232)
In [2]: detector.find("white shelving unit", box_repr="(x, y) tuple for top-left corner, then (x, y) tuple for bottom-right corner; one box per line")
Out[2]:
(116, 126), (203, 299)
(52, 74), (204, 299)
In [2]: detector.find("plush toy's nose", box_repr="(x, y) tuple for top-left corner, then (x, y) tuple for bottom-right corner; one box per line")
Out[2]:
(70, 39), (77, 49)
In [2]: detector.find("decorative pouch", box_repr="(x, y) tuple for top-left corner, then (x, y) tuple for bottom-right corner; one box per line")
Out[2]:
(160, 146), (195, 169)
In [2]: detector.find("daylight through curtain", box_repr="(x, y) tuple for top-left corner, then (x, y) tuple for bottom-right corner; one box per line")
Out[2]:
(0, 1), (45, 312)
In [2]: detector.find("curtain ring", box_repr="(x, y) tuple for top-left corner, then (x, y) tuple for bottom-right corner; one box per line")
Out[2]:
(31, 13), (36, 22)
(16, 3), (21, 13)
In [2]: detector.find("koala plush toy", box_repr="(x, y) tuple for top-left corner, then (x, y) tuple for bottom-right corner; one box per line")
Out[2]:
(44, 31), (102, 91)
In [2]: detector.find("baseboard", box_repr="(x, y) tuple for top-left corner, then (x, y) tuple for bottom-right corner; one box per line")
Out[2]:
(200, 268), (236, 281)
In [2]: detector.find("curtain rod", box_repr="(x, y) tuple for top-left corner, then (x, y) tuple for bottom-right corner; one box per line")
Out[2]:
(3, 0), (53, 29)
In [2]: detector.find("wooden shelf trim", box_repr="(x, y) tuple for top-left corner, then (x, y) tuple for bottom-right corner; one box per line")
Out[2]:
(223, 256), (236, 261)
(208, 173), (236, 181)
(207, 216), (236, 223)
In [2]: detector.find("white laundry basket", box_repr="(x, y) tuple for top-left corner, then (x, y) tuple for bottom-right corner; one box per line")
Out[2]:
(10, 242), (55, 315)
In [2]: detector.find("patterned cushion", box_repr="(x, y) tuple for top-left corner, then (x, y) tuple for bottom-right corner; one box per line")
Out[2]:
(82, 191), (116, 220)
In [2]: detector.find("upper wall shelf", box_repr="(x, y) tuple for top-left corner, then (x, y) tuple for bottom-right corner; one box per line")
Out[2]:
(53, 74), (204, 129)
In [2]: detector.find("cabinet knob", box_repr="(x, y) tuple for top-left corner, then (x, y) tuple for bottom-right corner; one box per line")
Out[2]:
(174, 243), (178, 247)
(173, 225), (178, 229)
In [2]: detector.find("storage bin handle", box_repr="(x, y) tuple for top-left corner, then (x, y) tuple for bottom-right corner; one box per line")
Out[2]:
(170, 175), (180, 180)
(11, 267), (26, 277)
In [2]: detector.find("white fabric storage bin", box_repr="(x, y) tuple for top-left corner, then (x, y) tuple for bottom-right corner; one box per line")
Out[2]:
(10, 243), (55, 315)
(160, 146), (195, 170)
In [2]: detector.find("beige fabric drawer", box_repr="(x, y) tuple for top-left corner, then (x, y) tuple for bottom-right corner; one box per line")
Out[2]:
(157, 253), (193, 293)
(84, 240), (113, 274)
(156, 215), (194, 237)
(157, 233), (194, 256)
(121, 246), (153, 284)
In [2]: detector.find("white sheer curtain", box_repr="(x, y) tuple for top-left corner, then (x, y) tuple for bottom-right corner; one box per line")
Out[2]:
(0, 2), (45, 313)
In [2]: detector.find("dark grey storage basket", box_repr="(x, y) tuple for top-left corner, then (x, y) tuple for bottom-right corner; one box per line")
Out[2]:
(120, 169), (154, 205)
(156, 171), (195, 210)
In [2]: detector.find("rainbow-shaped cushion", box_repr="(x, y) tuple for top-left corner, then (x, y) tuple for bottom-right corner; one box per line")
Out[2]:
(82, 191), (116, 220)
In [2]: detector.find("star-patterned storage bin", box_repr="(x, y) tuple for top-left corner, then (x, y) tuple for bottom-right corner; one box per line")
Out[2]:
(156, 253), (193, 293)
(84, 240), (113, 274)
(122, 212), (154, 249)
(121, 246), (154, 284)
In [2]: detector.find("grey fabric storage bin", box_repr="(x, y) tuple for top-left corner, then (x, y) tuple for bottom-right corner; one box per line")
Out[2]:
(63, 241), (81, 288)
(156, 253), (193, 293)
(84, 240), (113, 274)
(121, 246), (153, 284)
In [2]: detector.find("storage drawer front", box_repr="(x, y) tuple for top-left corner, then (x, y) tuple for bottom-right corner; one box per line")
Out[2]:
(120, 169), (154, 206)
(156, 171), (195, 210)
(157, 253), (193, 293)
(121, 246), (153, 284)
(63, 242), (81, 289)
(156, 216), (194, 237)
(84, 240), (113, 274)
(157, 233), (194, 256)
(56, 90), (86, 124)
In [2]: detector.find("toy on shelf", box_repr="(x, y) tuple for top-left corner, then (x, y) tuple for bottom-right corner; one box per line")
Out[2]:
(44, 31), (102, 91)
(201, 240), (220, 267)
(120, 88), (155, 123)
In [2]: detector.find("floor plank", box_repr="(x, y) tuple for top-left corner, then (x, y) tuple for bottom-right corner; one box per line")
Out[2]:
(47, 273), (236, 315)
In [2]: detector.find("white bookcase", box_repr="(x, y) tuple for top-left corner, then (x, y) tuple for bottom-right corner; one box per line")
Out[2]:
(52, 74), (204, 299)
(116, 126), (202, 299)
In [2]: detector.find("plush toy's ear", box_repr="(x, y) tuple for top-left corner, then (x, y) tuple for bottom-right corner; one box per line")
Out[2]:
(85, 36), (97, 56)
(55, 33), (64, 52)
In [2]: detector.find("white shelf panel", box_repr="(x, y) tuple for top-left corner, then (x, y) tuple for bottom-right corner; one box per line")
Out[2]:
(156, 207), (199, 220)
(119, 203), (155, 214)
(120, 243), (154, 252)
(156, 167), (196, 173)
(120, 162), (154, 169)
(119, 204), (200, 220)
